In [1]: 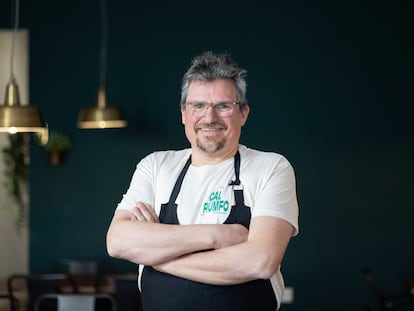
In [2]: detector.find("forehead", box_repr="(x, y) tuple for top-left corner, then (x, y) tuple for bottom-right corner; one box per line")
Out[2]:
(187, 79), (237, 101)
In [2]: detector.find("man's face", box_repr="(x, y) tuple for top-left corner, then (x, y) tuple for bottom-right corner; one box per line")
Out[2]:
(181, 79), (249, 158)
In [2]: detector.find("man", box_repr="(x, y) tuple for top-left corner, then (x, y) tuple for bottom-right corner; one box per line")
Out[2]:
(106, 51), (299, 311)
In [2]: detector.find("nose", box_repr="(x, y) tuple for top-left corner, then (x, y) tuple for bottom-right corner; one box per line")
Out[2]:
(202, 104), (219, 121)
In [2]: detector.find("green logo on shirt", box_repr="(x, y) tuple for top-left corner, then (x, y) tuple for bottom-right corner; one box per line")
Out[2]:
(201, 190), (229, 215)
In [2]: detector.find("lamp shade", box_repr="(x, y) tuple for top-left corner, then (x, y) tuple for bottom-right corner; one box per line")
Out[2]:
(77, 87), (127, 129)
(0, 81), (48, 144)
(0, 31), (48, 144)
(0, 81), (44, 127)
(0, 105), (45, 129)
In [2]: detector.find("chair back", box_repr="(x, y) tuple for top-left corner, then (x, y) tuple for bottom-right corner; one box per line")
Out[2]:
(53, 259), (112, 275)
(34, 293), (116, 311)
(53, 259), (112, 293)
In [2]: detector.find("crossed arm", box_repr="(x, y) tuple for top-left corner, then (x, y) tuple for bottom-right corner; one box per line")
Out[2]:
(106, 202), (294, 285)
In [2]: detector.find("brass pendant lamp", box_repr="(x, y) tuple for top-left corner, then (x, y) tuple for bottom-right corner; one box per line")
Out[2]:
(0, 0), (48, 144)
(77, 86), (127, 129)
(77, 0), (127, 129)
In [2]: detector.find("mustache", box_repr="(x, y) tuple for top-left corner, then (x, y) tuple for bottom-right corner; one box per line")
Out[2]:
(195, 122), (227, 131)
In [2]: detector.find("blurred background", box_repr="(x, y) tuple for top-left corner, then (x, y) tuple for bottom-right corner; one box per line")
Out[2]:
(0, 0), (413, 310)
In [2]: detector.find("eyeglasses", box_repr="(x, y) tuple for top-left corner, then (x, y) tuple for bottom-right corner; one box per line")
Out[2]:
(185, 101), (239, 117)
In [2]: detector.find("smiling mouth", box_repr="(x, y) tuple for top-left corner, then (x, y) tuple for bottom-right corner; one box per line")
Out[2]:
(200, 128), (222, 132)
(195, 123), (226, 132)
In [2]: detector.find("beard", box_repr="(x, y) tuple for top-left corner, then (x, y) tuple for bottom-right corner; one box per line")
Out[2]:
(196, 136), (225, 153)
(195, 122), (226, 154)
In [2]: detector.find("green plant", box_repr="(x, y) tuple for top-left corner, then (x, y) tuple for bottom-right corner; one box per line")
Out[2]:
(1, 133), (29, 234)
(43, 131), (72, 151)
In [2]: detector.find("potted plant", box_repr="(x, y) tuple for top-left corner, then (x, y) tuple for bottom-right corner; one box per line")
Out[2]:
(1, 133), (29, 234)
(43, 131), (72, 166)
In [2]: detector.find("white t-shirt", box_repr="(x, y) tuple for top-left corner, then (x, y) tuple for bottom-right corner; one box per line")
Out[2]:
(117, 144), (299, 308)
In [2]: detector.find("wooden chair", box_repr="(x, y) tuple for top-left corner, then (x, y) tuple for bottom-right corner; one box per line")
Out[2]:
(361, 267), (414, 310)
(7, 273), (75, 311)
(0, 294), (19, 311)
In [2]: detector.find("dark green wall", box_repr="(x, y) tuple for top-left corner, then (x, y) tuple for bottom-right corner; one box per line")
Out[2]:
(2, 0), (413, 310)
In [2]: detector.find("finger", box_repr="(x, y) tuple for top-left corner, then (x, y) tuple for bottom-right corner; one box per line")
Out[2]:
(144, 203), (160, 222)
(131, 206), (145, 221)
(134, 203), (159, 223)
(139, 203), (159, 223)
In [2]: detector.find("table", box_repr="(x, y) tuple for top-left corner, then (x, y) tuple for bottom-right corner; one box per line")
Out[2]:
(60, 273), (137, 294)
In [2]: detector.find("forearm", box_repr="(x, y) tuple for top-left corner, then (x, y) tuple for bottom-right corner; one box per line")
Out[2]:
(107, 220), (216, 266)
(155, 242), (267, 285)
(154, 216), (294, 285)
(106, 210), (248, 266)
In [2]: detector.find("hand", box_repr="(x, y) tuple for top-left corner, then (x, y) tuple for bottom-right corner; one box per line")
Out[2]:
(131, 202), (159, 223)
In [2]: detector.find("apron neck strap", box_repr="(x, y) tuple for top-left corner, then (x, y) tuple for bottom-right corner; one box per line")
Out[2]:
(168, 156), (191, 204)
(228, 151), (241, 186)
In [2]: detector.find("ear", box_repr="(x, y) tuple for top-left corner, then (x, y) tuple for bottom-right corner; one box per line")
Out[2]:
(240, 104), (250, 126)
(181, 106), (186, 125)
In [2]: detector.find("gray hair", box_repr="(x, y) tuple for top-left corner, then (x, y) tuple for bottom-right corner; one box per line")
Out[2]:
(180, 51), (248, 107)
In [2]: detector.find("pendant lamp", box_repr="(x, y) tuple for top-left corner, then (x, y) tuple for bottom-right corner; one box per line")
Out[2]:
(77, 0), (127, 129)
(0, 0), (48, 144)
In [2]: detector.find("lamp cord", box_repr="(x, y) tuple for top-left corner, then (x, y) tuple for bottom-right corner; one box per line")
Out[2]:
(9, 0), (20, 83)
(99, 0), (108, 90)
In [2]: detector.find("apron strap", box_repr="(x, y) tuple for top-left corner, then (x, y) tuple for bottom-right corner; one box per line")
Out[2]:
(228, 151), (241, 186)
(167, 155), (192, 204)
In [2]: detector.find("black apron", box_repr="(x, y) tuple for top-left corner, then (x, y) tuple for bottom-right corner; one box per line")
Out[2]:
(141, 152), (277, 311)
